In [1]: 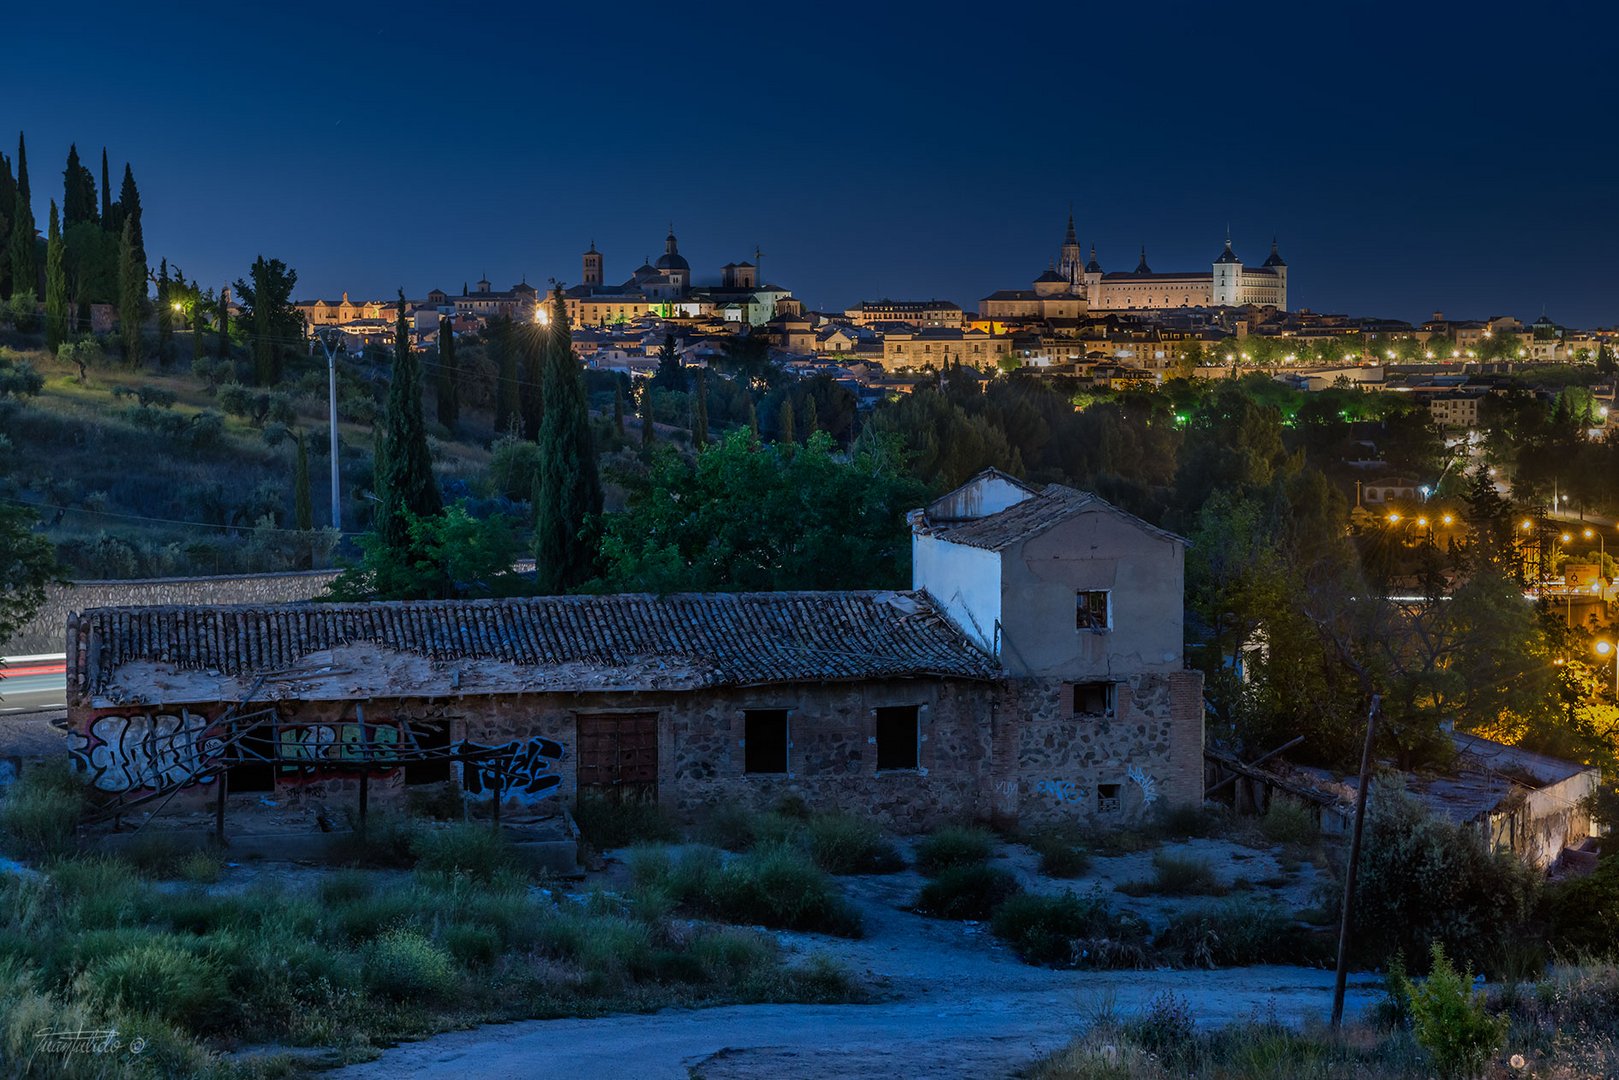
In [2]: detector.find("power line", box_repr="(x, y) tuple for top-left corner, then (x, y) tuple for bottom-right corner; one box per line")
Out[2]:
(0, 495), (364, 537)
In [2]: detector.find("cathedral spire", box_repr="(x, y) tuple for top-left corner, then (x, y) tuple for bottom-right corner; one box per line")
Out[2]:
(1135, 245), (1151, 274)
(1064, 207), (1077, 247)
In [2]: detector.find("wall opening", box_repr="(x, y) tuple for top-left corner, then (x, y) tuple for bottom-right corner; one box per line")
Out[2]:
(744, 709), (789, 774)
(1076, 590), (1111, 631)
(405, 720), (451, 785)
(1097, 783), (1121, 813)
(228, 722), (276, 793)
(1072, 682), (1116, 717)
(875, 705), (920, 771)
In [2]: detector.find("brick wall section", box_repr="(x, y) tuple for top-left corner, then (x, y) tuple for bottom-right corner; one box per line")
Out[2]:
(66, 670), (1205, 832)
(5, 571), (341, 655)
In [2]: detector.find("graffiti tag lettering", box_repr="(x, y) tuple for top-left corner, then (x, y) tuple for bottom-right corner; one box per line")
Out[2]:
(1126, 765), (1159, 805)
(67, 712), (223, 792)
(455, 737), (565, 802)
(1035, 779), (1090, 804)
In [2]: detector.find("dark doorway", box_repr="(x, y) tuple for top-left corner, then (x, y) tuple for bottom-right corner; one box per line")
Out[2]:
(744, 709), (789, 774)
(227, 719), (276, 792)
(404, 720), (451, 785)
(875, 705), (920, 771)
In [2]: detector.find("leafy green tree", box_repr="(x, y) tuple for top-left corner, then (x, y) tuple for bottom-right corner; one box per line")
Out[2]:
(116, 217), (143, 366)
(0, 502), (59, 646)
(534, 290), (600, 593)
(43, 201), (66, 353)
(234, 256), (299, 384)
(651, 333), (686, 391)
(327, 503), (528, 601)
(436, 315), (459, 429)
(373, 291), (442, 552)
(294, 432), (313, 531)
(63, 221), (116, 328)
(599, 429), (927, 592)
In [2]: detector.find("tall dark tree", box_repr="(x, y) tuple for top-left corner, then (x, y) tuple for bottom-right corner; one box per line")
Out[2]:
(692, 368), (709, 448)
(43, 200), (65, 352)
(744, 395), (759, 438)
(613, 383), (626, 437)
(9, 143), (37, 300)
(518, 319), (544, 439)
(294, 432), (314, 531)
(117, 217), (142, 366)
(14, 133), (29, 205)
(374, 290), (441, 551)
(0, 151), (13, 298)
(534, 289), (600, 593)
(640, 381), (655, 449)
(99, 149), (113, 228)
(117, 163), (145, 277)
(777, 397), (796, 447)
(217, 284), (231, 359)
(234, 257), (298, 383)
(62, 144), (97, 229)
(492, 316), (519, 435)
(43, 201), (66, 353)
(436, 315), (460, 429)
(193, 286), (207, 365)
(156, 258), (173, 366)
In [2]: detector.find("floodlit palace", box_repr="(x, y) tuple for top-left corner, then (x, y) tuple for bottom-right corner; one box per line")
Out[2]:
(981, 214), (1288, 319)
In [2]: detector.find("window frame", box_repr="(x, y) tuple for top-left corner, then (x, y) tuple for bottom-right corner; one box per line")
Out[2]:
(874, 704), (921, 773)
(1076, 589), (1112, 632)
(1071, 681), (1116, 718)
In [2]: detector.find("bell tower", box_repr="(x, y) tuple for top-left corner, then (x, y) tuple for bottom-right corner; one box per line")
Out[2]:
(582, 241), (603, 288)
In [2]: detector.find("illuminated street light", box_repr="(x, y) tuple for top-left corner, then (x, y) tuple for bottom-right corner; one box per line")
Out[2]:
(1417, 516), (1429, 527)
(1596, 641), (1619, 694)
(1441, 514), (1454, 526)
(1387, 513), (1401, 524)
(1521, 519), (1533, 531)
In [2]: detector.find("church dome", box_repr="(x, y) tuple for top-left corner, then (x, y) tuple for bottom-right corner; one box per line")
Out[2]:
(655, 251), (690, 272)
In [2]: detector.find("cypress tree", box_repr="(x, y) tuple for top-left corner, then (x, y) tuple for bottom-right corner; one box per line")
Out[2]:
(374, 290), (441, 551)
(612, 383), (625, 436)
(436, 314), (460, 429)
(777, 397), (796, 447)
(10, 191), (36, 300)
(44, 201), (66, 353)
(493, 316), (519, 435)
(15, 133), (28, 205)
(692, 368), (709, 448)
(193, 289), (206, 365)
(0, 152), (13, 299)
(745, 395), (758, 438)
(519, 319), (544, 439)
(294, 433), (314, 531)
(156, 258), (173, 366)
(99, 149), (112, 228)
(640, 381), (654, 448)
(803, 395), (819, 437)
(118, 164), (145, 277)
(216, 284), (230, 359)
(534, 289), (600, 593)
(63, 144), (97, 228)
(117, 217), (142, 366)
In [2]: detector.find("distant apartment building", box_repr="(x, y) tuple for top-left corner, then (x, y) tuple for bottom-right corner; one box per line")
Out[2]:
(1429, 389), (1488, 429)
(844, 299), (964, 329)
(882, 327), (1013, 370)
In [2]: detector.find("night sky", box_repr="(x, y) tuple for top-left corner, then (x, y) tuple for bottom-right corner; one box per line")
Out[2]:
(7, 2), (1617, 326)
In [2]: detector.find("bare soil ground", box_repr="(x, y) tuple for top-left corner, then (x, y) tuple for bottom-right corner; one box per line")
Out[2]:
(333, 835), (1373, 1080)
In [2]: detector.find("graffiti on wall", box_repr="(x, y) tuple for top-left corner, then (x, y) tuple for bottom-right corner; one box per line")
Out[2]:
(67, 712), (224, 792)
(455, 737), (565, 802)
(277, 723), (401, 773)
(1125, 765), (1159, 806)
(1035, 778), (1090, 804)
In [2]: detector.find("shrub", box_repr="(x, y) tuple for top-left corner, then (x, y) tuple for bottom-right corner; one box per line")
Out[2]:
(0, 762), (86, 860)
(363, 927), (459, 1003)
(1407, 942), (1507, 1079)
(85, 938), (231, 1032)
(991, 888), (1148, 967)
(805, 814), (903, 875)
(914, 864), (1021, 920)
(1151, 802), (1225, 839)
(326, 814), (421, 868)
(1154, 896), (1322, 968)
(1117, 851), (1225, 897)
(120, 830), (192, 877)
(914, 826), (994, 876)
(412, 822), (516, 883)
(574, 794), (679, 850)
(1543, 855), (1619, 961)
(635, 843), (862, 937)
(1259, 797), (1318, 846)
(1354, 779), (1540, 974)
(1025, 825), (1091, 879)
(1129, 990), (1196, 1056)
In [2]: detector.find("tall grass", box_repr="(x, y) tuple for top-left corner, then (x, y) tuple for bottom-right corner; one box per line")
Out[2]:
(0, 763), (87, 860)
(914, 826), (994, 876)
(1116, 851), (1226, 897)
(630, 843), (864, 937)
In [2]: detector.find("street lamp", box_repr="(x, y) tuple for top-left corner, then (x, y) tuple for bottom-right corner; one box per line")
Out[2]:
(1596, 640), (1618, 695)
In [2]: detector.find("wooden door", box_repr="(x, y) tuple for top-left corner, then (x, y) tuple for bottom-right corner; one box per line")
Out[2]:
(576, 712), (659, 801)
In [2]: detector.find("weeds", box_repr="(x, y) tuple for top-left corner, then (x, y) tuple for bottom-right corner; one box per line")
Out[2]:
(0, 763), (87, 860)
(914, 864), (1021, 920)
(991, 888), (1149, 968)
(1259, 797), (1318, 846)
(1024, 825), (1091, 878)
(804, 814), (904, 875)
(913, 826), (994, 876)
(1116, 851), (1226, 897)
(1154, 895), (1327, 968)
(574, 794), (679, 850)
(631, 843), (863, 936)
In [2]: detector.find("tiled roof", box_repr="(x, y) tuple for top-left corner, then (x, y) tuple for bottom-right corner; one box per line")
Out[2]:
(67, 591), (999, 696)
(920, 484), (1185, 551)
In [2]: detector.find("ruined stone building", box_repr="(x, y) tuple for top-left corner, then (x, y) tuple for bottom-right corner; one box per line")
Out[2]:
(63, 472), (1204, 831)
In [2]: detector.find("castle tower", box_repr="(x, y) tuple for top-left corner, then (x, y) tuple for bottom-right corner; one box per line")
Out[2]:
(1211, 232), (1242, 306)
(1081, 244), (1103, 305)
(1261, 237), (1288, 311)
(582, 241), (603, 288)
(1058, 210), (1084, 287)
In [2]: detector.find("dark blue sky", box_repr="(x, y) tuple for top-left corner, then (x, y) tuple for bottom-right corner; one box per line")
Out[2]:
(7, 2), (1617, 326)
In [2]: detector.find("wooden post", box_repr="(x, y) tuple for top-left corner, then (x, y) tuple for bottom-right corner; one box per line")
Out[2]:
(1332, 693), (1381, 1028)
(356, 704), (370, 837)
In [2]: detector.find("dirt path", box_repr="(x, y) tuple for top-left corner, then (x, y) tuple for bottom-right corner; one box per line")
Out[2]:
(335, 858), (1380, 1080)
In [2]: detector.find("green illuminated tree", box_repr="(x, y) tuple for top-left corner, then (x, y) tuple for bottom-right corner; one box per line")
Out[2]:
(43, 201), (66, 353)
(374, 290), (441, 551)
(534, 290), (600, 593)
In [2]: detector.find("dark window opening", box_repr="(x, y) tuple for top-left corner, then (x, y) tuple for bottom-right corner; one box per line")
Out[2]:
(875, 705), (920, 771)
(744, 710), (789, 775)
(1097, 783), (1121, 813)
(405, 720), (451, 785)
(228, 722), (276, 793)
(1076, 590), (1110, 630)
(1073, 682), (1115, 716)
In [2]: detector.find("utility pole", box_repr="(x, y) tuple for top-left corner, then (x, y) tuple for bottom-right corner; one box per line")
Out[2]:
(314, 330), (343, 531)
(1332, 692), (1381, 1028)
